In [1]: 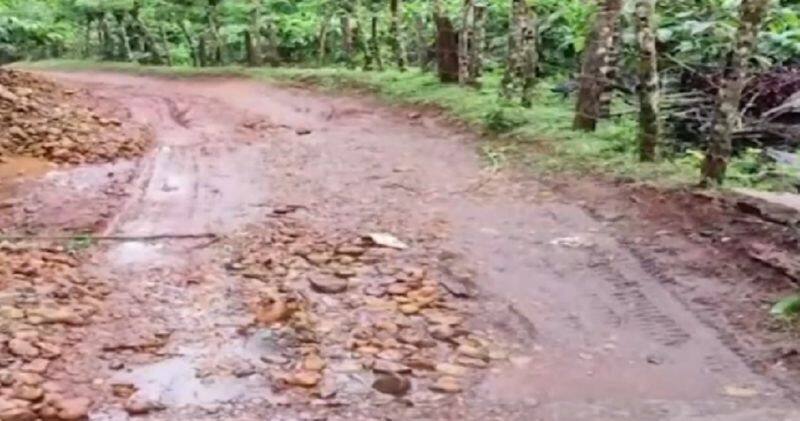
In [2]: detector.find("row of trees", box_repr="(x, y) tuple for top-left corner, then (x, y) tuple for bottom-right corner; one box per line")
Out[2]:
(1, 0), (798, 184)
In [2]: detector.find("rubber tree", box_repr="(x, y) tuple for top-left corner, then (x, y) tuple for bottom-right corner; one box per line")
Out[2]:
(389, 0), (408, 71)
(701, 0), (771, 184)
(635, 0), (659, 161)
(207, 0), (225, 64)
(500, 0), (527, 100)
(247, 0), (262, 66)
(458, 0), (474, 85)
(469, 3), (487, 81)
(573, 0), (624, 131)
(520, 4), (538, 108)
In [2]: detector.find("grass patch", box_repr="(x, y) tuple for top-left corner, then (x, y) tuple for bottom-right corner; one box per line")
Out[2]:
(15, 59), (797, 192)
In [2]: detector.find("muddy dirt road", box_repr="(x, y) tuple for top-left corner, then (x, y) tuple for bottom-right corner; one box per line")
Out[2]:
(3, 72), (799, 420)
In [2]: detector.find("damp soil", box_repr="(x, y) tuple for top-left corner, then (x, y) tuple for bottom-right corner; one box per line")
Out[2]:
(1, 70), (799, 421)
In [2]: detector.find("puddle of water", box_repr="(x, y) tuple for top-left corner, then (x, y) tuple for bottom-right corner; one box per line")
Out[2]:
(112, 330), (278, 408)
(106, 241), (175, 268)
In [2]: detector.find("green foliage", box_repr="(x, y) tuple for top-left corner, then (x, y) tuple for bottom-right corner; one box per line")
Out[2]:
(771, 294), (800, 319)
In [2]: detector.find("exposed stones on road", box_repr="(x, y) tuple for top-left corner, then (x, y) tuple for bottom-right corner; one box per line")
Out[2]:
(224, 217), (511, 407)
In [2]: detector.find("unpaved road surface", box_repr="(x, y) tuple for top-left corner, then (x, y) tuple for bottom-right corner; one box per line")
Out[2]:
(3, 72), (799, 420)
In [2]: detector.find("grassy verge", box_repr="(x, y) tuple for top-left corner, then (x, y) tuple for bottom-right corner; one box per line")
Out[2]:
(15, 59), (796, 191)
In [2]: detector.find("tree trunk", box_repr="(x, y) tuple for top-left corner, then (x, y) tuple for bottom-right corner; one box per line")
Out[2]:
(115, 14), (133, 61)
(198, 34), (208, 67)
(84, 15), (93, 58)
(458, 0), (473, 85)
(207, 0), (225, 65)
(99, 13), (115, 60)
(341, 16), (354, 67)
(501, 0), (526, 99)
(415, 14), (431, 70)
(469, 4), (486, 81)
(701, 0), (770, 184)
(598, 21), (623, 119)
(520, 8), (538, 107)
(247, 0), (262, 66)
(635, 0), (659, 161)
(573, 0), (624, 131)
(436, 16), (459, 82)
(318, 12), (332, 65)
(369, 15), (384, 71)
(389, 0), (407, 71)
(159, 24), (172, 66)
(180, 21), (200, 67)
(261, 19), (281, 66)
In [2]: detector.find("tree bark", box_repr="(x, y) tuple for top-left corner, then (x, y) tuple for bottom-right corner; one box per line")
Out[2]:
(261, 19), (281, 66)
(114, 14), (133, 61)
(415, 14), (430, 70)
(520, 8), (539, 107)
(180, 20), (200, 67)
(207, 0), (225, 64)
(247, 0), (262, 66)
(341, 16), (354, 67)
(99, 13), (115, 60)
(635, 0), (659, 161)
(469, 4), (487, 81)
(701, 0), (770, 184)
(368, 16), (383, 71)
(318, 12), (332, 65)
(389, 0), (408, 71)
(458, 0), (473, 84)
(501, 0), (526, 99)
(598, 21), (623, 119)
(573, 0), (624, 131)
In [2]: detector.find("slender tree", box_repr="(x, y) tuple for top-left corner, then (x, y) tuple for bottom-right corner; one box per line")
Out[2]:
(520, 6), (538, 107)
(573, 0), (624, 131)
(500, 0), (526, 100)
(635, 0), (659, 161)
(469, 3), (487, 81)
(458, 0), (474, 84)
(702, 0), (771, 184)
(389, 0), (408, 70)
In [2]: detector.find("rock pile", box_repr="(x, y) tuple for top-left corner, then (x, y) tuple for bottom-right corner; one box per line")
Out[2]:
(0, 69), (150, 165)
(0, 242), (109, 420)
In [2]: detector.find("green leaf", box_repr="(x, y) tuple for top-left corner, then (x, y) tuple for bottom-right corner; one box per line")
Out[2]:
(770, 294), (800, 318)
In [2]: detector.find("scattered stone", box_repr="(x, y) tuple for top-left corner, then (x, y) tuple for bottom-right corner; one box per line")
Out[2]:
(55, 397), (91, 420)
(430, 376), (462, 394)
(309, 277), (348, 294)
(124, 392), (165, 415)
(372, 360), (411, 374)
(108, 360), (125, 371)
(303, 354), (327, 372)
(261, 354), (289, 365)
(456, 355), (489, 369)
(316, 378), (339, 399)
(286, 371), (322, 388)
(8, 339), (39, 359)
(26, 307), (84, 326)
(435, 363), (468, 376)
(295, 128), (312, 136)
(21, 359), (49, 374)
(457, 344), (488, 361)
(399, 304), (420, 315)
(372, 374), (411, 396)
(365, 233), (409, 250)
(0, 407), (36, 421)
(13, 384), (43, 401)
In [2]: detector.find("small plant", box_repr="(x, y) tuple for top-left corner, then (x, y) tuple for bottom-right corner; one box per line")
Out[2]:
(771, 294), (800, 319)
(67, 234), (94, 251)
(483, 103), (527, 133)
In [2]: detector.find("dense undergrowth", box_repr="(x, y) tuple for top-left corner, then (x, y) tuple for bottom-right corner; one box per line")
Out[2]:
(18, 59), (800, 192)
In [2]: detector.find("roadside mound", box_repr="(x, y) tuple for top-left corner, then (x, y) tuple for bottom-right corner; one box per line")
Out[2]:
(0, 69), (150, 164)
